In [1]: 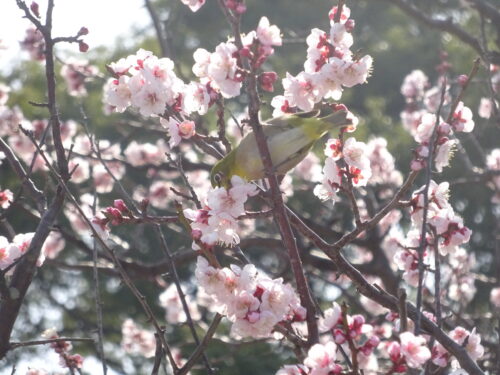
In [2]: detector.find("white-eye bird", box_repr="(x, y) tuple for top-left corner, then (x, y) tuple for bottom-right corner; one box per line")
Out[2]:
(210, 108), (352, 187)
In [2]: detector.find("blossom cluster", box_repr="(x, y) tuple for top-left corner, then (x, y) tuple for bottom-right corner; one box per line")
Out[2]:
(386, 331), (431, 371)
(314, 135), (372, 204)
(60, 58), (98, 97)
(121, 318), (156, 358)
(41, 328), (84, 370)
(184, 176), (257, 248)
(272, 5), (372, 115)
(390, 180), (472, 287)
(159, 284), (201, 324)
(194, 16), (282, 98)
(195, 256), (305, 338)
(400, 70), (476, 172)
(0, 231), (65, 271)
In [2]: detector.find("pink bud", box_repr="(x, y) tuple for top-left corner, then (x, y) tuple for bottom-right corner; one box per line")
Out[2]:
(457, 74), (468, 86)
(30, 2), (40, 18)
(411, 159), (425, 171)
(345, 19), (355, 32)
(79, 41), (89, 53)
(239, 46), (252, 58)
(225, 0), (237, 10)
(191, 229), (202, 241)
(77, 27), (89, 36)
(438, 122), (451, 136)
(235, 3), (246, 14)
(258, 71), (278, 92)
(332, 103), (348, 112)
(113, 199), (128, 213)
(247, 311), (260, 323)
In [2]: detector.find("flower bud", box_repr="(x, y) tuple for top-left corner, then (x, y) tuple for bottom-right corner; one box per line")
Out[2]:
(345, 19), (355, 32)
(77, 27), (89, 36)
(258, 71), (278, 92)
(78, 41), (89, 53)
(30, 2), (40, 18)
(113, 199), (128, 213)
(457, 74), (468, 86)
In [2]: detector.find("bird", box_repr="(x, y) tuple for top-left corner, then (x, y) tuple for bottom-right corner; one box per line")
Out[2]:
(210, 107), (352, 187)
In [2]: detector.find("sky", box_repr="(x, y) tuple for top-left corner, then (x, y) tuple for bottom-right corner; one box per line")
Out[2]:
(0, 0), (150, 72)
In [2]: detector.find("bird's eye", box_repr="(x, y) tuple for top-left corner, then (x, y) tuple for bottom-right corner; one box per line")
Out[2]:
(214, 172), (223, 185)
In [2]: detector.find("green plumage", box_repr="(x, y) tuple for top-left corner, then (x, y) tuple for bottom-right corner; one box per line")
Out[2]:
(210, 109), (352, 187)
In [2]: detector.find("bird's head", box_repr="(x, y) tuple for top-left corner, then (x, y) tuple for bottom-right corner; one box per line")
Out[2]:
(210, 157), (233, 188)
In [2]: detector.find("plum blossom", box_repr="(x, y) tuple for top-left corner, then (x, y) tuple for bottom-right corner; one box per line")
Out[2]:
(303, 341), (342, 375)
(343, 137), (370, 171)
(313, 157), (342, 202)
(318, 302), (341, 332)
(180, 0), (205, 12)
(121, 319), (156, 358)
(160, 118), (196, 148)
(478, 97), (494, 119)
(450, 101), (474, 133)
(193, 42), (243, 98)
(486, 148), (500, 203)
(0, 188), (13, 209)
(399, 331), (431, 368)
(124, 140), (167, 167)
(282, 71), (322, 112)
(276, 365), (308, 375)
(104, 50), (185, 116)
(256, 17), (282, 46)
(159, 284), (201, 324)
(195, 256), (304, 339)
(400, 69), (428, 100)
(60, 58), (98, 97)
(103, 76), (131, 113)
(490, 287), (500, 308)
(20, 27), (45, 60)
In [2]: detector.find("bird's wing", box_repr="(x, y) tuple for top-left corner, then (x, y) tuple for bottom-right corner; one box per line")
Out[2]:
(265, 109), (321, 128)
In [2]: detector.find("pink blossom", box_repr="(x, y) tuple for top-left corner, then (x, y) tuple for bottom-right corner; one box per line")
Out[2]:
(276, 365), (308, 375)
(121, 319), (156, 357)
(160, 118), (196, 148)
(401, 70), (428, 99)
(490, 287), (500, 308)
(478, 97), (493, 119)
(60, 58), (98, 97)
(282, 71), (322, 112)
(103, 76), (131, 113)
(343, 137), (370, 170)
(0, 189), (13, 209)
(159, 284), (200, 324)
(304, 341), (342, 375)
(314, 157), (342, 202)
(319, 302), (341, 332)
(180, 0), (205, 12)
(256, 17), (282, 46)
(399, 331), (431, 368)
(451, 101), (474, 133)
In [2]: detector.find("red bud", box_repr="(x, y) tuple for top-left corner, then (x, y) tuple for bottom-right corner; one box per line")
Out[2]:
(78, 41), (89, 53)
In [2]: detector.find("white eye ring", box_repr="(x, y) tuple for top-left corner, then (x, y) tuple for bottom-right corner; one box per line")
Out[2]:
(214, 173), (223, 184)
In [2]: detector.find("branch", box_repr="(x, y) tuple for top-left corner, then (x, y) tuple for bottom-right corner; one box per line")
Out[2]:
(144, 0), (171, 58)
(177, 314), (223, 375)
(0, 138), (45, 212)
(216, 0), (319, 345)
(9, 337), (94, 350)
